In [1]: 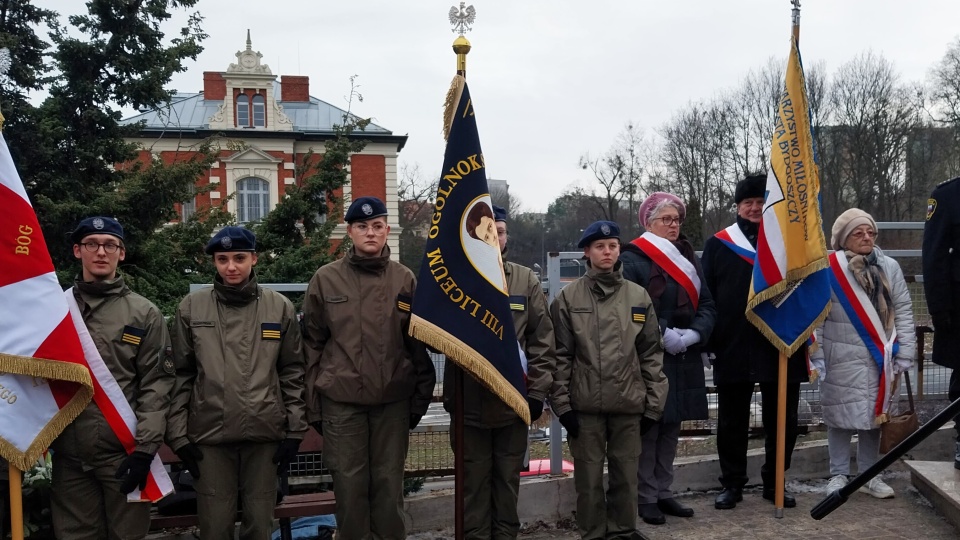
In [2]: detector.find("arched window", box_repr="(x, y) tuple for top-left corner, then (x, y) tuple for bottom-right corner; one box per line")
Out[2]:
(237, 177), (269, 223)
(236, 94), (250, 127)
(252, 94), (265, 127)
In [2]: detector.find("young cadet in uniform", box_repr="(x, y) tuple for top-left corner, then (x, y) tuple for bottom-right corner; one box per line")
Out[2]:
(167, 226), (307, 540)
(922, 176), (960, 468)
(51, 216), (173, 540)
(550, 221), (668, 540)
(442, 204), (556, 539)
(303, 196), (436, 540)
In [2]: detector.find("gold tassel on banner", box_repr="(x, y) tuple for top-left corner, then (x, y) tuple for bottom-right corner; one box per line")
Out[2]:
(409, 315), (531, 425)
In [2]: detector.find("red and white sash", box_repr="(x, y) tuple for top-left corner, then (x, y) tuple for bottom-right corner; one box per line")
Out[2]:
(713, 224), (756, 265)
(65, 289), (173, 502)
(826, 252), (897, 421)
(631, 232), (701, 310)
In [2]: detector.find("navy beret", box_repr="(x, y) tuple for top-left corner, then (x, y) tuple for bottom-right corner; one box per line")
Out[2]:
(735, 174), (766, 204)
(71, 216), (124, 244)
(206, 226), (256, 254)
(345, 196), (388, 223)
(577, 220), (620, 249)
(493, 205), (507, 223)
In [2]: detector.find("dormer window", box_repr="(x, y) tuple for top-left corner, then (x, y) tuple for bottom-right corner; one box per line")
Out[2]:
(252, 95), (265, 127)
(235, 92), (266, 128)
(236, 94), (250, 127)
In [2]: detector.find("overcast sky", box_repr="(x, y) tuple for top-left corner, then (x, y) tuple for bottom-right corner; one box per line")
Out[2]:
(45, 0), (960, 212)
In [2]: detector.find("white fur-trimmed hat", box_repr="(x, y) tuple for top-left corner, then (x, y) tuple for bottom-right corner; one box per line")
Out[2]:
(830, 208), (877, 251)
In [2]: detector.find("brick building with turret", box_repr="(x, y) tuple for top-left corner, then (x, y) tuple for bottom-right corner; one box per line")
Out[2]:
(120, 32), (408, 257)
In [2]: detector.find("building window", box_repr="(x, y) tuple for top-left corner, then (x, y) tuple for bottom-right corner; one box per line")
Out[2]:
(236, 94), (249, 127)
(181, 184), (196, 221)
(237, 177), (269, 223)
(252, 94), (265, 127)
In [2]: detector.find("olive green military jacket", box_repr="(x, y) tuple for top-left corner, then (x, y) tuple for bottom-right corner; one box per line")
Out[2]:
(52, 276), (173, 466)
(167, 275), (307, 450)
(549, 264), (667, 418)
(443, 260), (556, 428)
(302, 247), (436, 422)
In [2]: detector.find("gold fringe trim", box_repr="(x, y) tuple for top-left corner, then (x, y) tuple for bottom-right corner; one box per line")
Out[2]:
(0, 353), (94, 471)
(744, 258), (831, 357)
(409, 314), (531, 425)
(442, 75), (466, 142)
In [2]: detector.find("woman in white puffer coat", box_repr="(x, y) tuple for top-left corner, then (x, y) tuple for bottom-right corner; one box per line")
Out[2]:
(811, 208), (916, 499)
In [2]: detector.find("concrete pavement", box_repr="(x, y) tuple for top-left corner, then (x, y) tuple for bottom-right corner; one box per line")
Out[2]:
(410, 465), (956, 539)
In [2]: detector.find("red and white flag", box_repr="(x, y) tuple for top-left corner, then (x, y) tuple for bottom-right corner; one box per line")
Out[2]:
(0, 126), (95, 471)
(0, 123), (173, 501)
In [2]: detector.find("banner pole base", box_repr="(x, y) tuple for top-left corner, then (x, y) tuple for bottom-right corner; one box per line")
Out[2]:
(775, 508), (784, 519)
(9, 463), (23, 540)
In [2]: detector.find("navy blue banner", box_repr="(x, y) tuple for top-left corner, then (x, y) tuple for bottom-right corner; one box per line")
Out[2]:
(409, 76), (529, 424)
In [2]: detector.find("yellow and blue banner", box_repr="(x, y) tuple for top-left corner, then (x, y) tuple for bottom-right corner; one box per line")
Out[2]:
(745, 36), (831, 356)
(409, 75), (529, 425)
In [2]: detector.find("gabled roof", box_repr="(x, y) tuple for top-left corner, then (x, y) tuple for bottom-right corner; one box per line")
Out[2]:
(120, 81), (392, 135)
(221, 146), (282, 163)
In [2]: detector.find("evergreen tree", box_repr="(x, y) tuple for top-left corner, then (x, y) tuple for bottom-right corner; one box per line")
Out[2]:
(2, 1), (216, 314)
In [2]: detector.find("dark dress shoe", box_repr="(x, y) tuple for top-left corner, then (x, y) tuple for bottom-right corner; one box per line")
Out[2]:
(762, 489), (797, 508)
(637, 502), (666, 525)
(714, 487), (743, 509)
(630, 530), (653, 540)
(658, 497), (694, 517)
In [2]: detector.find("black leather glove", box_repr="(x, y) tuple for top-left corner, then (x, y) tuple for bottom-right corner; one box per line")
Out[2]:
(932, 311), (953, 332)
(272, 438), (302, 474)
(310, 421), (323, 436)
(558, 411), (580, 439)
(175, 443), (204, 479)
(640, 415), (658, 436)
(115, 451), (154, 494)
(527, 397), (544, 423)
(409, 413), (424, 430)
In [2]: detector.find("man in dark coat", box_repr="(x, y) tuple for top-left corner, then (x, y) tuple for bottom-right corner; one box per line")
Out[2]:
(700, 175), (807, 510)
(922, 176), (960, 469)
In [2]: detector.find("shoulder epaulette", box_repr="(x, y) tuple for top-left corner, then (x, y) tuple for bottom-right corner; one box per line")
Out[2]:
(935, 176), (960, 189)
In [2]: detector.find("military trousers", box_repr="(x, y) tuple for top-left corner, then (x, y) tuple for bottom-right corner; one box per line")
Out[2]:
(636, 421), (681, 504)
(321, 396), (410, 540)
(194, 441), (280, 540)
(51, 452), (152, 540)
(450, 419), (528, 540)
(569, 412), (642, 540)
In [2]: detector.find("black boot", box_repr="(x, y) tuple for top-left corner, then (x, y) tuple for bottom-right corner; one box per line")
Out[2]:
(637, 502), (665, 525)
(762, 488), (797, 508)
(658, 497), (694, 517)
(714, 487), (743, 509)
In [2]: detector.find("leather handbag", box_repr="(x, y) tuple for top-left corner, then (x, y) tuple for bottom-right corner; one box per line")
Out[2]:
(879, 371), (920, 454)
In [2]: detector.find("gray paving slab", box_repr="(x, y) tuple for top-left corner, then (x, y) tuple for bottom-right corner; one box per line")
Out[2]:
(410, 463), (958, 539)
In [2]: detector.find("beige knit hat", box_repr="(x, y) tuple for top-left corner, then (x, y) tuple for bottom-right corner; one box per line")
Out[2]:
(831, 208), (877, 251)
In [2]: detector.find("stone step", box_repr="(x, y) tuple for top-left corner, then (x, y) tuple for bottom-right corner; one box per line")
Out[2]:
(904, 460), (960, 532)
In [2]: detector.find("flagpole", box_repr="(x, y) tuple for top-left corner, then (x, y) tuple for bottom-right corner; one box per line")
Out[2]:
(775, 353), (787, 518)
(774, 0), (802, 519)
(9, 463), (23, 540)
(450, 5), (474, 538)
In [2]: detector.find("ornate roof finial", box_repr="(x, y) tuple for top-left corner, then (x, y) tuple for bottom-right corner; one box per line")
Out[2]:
(448, 2), (476, 36)
(230, 31), (270, 74)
